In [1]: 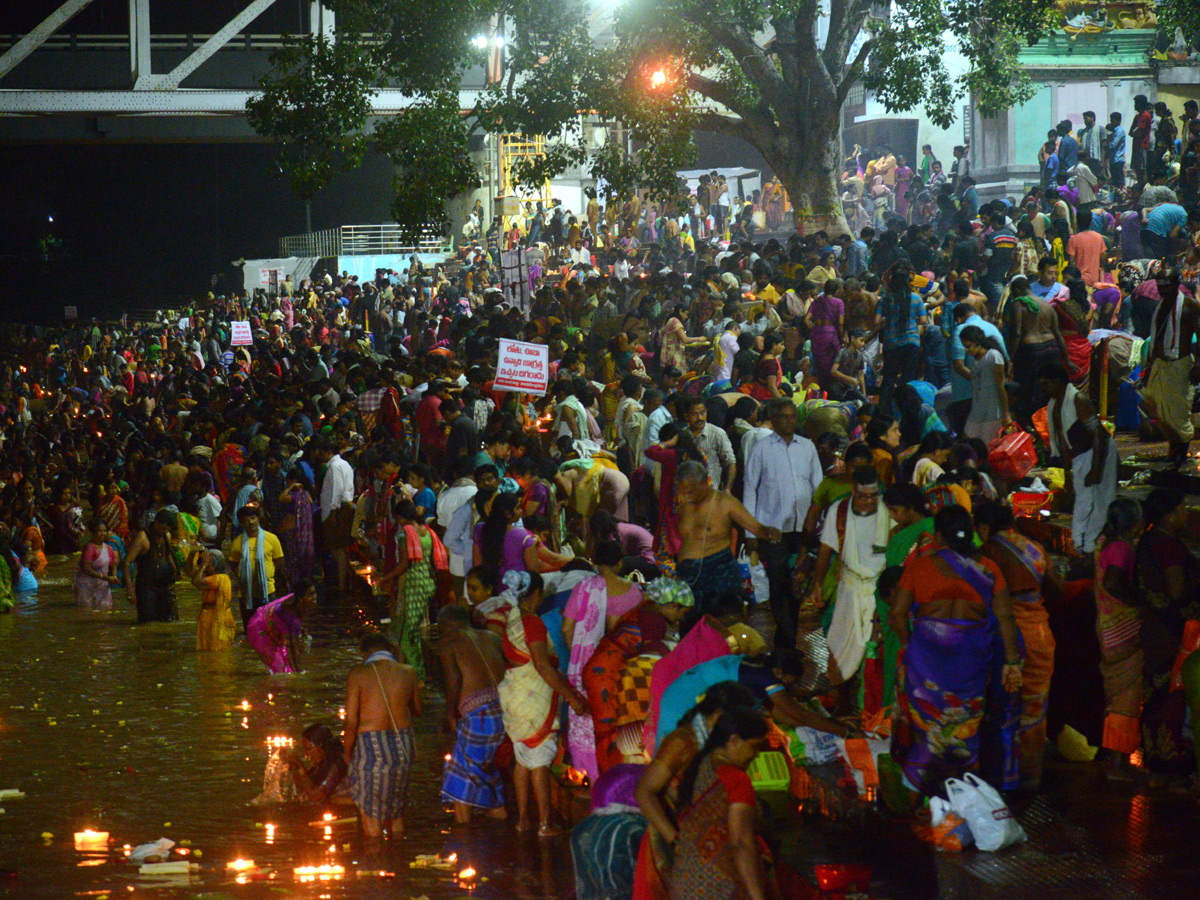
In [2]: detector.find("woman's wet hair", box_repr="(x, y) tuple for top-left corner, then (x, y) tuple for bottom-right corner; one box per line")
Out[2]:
(973, 498), (1014, 534)
(1141, 489), (1179, 529)
(676, 705), (768, 808)
(593, 540), (623, 568)
(301, 723), (341, 760)
(467, 565), (497, 589)
(934, 504), (976, 555)
(1100, 497), (1143, 538)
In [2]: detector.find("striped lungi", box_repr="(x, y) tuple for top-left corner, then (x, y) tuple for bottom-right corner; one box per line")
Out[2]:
(440, 687), (506, 809)
(349, 728), (415, 820)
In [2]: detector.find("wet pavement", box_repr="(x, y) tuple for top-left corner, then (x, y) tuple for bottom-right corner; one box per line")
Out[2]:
(0, 558), (574, 899)
(1, 553), (1197, 900)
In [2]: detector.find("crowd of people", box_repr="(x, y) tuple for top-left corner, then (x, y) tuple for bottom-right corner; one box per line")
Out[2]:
(7, 106), (1200, 895)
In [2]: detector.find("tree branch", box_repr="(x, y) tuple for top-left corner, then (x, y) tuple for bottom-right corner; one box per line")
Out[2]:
(835, 39), (874, 106)
(709, 23), (794, 122)
(786, 4), (835, 107)
(691, 110), (755, 142)
(686, 72), (760, 121)
(822, 0), (872, 80)
(770, 17), (801, 107)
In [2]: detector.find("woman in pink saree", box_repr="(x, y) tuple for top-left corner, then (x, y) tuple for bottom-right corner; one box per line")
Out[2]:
(246, 580), (315, 674)
(562, 543), (646, 781)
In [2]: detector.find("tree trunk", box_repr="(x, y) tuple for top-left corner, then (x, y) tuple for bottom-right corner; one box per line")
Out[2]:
(769, 111), (850, 237)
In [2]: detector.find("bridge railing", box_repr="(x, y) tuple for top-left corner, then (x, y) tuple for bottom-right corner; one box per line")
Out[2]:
(279, 224), (450, 258)
(0, 33), (373, 51)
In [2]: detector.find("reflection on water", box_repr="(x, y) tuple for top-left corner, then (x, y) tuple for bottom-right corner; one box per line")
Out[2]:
(0, 559), (572, 899)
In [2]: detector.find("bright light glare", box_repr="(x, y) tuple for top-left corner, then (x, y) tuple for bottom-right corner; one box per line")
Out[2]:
(493, 35), (504, 48)
(650, 69), (667, 88)
(472, 35), (488, 49)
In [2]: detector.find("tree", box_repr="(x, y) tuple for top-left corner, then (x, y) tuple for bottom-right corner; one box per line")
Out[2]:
(249, 0), (1053, 238)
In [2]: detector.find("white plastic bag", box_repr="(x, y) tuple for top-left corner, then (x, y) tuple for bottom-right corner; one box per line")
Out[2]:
(945, 773), (1026, 852)
(738, 548), (770, 605)
(793, 727), (841, 765)
(129, 837), (176, 863)
(929, 796), (952, 827)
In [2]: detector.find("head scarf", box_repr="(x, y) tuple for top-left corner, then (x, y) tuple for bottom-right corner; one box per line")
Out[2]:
(643, 577), (694, 607)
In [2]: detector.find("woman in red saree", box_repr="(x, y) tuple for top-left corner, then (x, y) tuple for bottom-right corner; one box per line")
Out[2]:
(1051, 279), (1092, 383)
(669, 706), (774, 900)
(633, 682), (758, 900)
(97, 482), (130, 543)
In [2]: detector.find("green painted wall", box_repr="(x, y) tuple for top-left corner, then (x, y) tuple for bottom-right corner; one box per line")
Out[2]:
(1015, 86), (1053, 164)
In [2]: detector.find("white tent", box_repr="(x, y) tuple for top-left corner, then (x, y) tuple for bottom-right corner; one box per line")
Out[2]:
(239, 257), (318, 294)
(677, 167), (762, 202)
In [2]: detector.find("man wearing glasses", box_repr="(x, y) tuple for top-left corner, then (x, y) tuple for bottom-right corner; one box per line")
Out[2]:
(808, 467), (889, 711)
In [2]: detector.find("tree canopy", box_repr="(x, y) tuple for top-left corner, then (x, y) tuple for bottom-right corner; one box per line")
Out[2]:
(247, 0), (1054, 237)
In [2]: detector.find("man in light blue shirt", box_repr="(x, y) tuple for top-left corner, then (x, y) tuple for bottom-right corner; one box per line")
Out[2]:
(1146, 201), (1187, 258)
(743, 399), (824, 649)
(947, 300), (1008, 433)
(1107, 112), (1126, 187)
(641, 388), (673, 479)
(1029, 256), (1066, 301)
(1055, 120), (1078, 178)
(845, 227), (872, 277)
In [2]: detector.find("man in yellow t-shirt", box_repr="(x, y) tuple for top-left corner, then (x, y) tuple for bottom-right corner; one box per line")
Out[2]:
(228, 504), (286, 627)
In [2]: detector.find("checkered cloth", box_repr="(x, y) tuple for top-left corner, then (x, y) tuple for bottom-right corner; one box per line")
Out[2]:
(615, 654), (656, 727)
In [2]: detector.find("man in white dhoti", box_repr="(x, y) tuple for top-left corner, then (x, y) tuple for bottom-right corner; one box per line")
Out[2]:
(809, 467), (889, 709)
(1041, 362), (1117, 554)
(1141, 267), (1200, 469)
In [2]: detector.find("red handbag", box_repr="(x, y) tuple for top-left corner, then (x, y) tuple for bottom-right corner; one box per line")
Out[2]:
(987, 424), (1037, 481)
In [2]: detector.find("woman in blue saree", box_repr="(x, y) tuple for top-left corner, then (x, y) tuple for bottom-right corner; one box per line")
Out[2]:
(887, 506), (1024, 798)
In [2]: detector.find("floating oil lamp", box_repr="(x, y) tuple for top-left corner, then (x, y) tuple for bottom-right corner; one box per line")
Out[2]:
(294, 864), (345, 882)
(265, 824), (276, 845)
(240, 700), (251, 711)
(74, 830), (109, 852)
(457, 866), (477, 888)
(226, 858), (256, 872)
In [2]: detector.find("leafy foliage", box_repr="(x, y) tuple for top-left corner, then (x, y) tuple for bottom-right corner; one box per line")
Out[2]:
(245, 34), (377, 202)
(1158, 0), (1200, 46)
(373, 92), (482, 235)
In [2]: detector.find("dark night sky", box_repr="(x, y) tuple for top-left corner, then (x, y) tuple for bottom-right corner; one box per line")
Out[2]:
(0, 2), (395, 315)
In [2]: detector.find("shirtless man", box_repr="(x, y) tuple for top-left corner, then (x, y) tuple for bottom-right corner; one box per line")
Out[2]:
(159, 450), (189, 505)
(1008, 274), (1070, 422)
(674, 459), (780, 612)
(343, 632), (423, 850)
(437, 605), (509, 824)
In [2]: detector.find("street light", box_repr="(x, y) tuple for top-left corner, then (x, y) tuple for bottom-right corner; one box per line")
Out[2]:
(472, 34), (488, 49)
(649, 69), (667, 88)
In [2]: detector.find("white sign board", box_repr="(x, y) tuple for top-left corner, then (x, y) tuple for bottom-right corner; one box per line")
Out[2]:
(259, 267), (285, 286)
(230, 320), (253, 346)
(494, 339), (549, 397)
(500, 248), (530, 313)
(64, 305), (78, 320)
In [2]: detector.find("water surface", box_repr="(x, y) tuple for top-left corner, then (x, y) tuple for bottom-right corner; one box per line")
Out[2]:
(0, 558), (571, 899)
